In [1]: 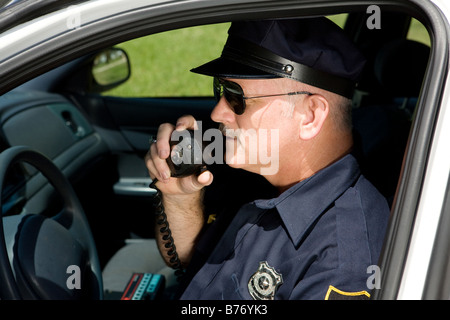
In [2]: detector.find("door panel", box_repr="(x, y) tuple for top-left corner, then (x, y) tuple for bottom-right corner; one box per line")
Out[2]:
(102, 96), (217, 152)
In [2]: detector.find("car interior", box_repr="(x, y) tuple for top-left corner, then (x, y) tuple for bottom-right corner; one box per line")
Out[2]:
(0, 7), (431, 299)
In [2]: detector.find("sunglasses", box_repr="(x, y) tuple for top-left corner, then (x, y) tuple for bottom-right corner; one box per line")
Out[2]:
(213, 77), (313, 115)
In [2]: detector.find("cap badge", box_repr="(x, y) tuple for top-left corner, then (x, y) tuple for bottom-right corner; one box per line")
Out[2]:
(248, 261), (283, 300)
(282, 64), (294, 74)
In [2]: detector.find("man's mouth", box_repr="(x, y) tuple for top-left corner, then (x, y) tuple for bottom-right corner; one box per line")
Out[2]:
(219, 124), (239, 140)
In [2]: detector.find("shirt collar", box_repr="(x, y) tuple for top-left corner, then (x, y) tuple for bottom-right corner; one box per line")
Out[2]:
(253, 154), (361, 247)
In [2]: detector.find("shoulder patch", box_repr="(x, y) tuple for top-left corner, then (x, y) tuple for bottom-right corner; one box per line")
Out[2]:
(324, 285), (370, 300)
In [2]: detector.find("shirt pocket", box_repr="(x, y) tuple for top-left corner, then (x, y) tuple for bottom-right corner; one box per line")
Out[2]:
(220, 273), (246, 300)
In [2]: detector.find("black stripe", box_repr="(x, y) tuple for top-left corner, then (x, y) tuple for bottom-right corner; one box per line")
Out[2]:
(222, 37), (355, 98)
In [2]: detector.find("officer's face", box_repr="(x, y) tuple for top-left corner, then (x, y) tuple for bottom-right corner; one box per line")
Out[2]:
(210, 78), (301, 176)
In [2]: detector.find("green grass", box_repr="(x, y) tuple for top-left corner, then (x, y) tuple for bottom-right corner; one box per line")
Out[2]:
(105, 23), (230, 97)
(105, 16), (430, 98)
(407, 18), (431, 47)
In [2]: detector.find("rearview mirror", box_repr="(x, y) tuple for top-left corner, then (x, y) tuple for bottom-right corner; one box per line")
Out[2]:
(91, 48), (130, 91)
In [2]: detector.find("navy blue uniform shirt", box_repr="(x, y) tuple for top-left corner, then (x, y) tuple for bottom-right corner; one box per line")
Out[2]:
(180, 154), (390, 300)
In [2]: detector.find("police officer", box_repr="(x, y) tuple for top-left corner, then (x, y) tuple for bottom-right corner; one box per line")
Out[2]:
(146, 17), (390, 300)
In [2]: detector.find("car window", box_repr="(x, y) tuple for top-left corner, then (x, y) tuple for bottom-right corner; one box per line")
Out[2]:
(103, 23), (230, 98)
(103, 15), (348, 98)
(407, 18), (430, 46)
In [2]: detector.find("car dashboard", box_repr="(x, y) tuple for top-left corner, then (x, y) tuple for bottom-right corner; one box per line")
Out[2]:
(0, 89), (109, 217)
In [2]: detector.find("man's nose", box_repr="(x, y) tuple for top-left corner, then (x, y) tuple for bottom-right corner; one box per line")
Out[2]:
(210, 96), (236, 124)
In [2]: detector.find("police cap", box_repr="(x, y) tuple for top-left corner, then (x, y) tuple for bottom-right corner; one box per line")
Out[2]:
(191, 18), (366, 98)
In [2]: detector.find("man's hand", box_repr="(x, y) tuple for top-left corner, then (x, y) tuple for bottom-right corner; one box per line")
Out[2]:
(145, 115), (213, 267)
(145, 115), (213, 194)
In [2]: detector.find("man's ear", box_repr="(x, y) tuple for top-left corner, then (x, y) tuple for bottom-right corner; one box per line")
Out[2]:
(298, 94), (329, 140)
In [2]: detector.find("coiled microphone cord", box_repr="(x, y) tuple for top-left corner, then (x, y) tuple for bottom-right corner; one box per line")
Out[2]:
(150, 179), (185, 281)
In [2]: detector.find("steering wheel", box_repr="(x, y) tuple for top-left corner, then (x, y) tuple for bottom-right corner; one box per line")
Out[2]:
(0, 146), (103, 299)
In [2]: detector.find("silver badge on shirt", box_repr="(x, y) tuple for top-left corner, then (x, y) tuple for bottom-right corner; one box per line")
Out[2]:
(248, 261), (283, 300)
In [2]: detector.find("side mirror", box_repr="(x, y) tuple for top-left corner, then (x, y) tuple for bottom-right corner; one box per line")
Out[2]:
(91, 48), (130, 92)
